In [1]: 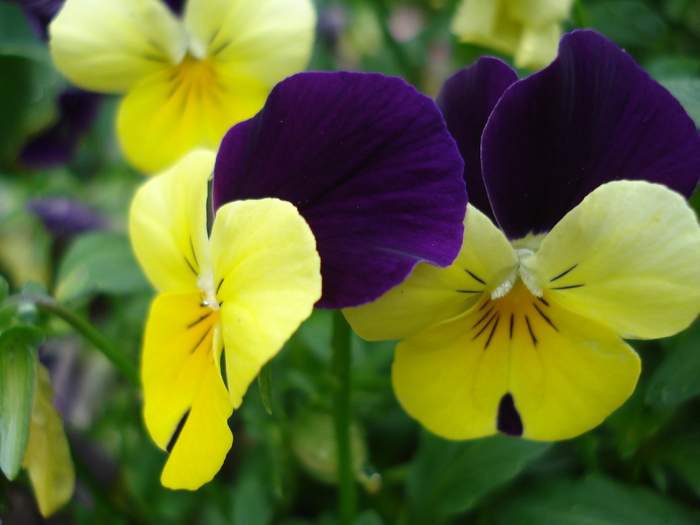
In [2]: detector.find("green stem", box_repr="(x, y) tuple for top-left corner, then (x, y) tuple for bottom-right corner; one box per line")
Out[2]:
(332, 310), (356, 525)
(9, 294), (139, 387)
(370, 0), (423, 89)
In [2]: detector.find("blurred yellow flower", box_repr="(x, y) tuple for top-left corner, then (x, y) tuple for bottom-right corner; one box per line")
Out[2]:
(49, 0), (316, 173)
(451, 0), (573, 70)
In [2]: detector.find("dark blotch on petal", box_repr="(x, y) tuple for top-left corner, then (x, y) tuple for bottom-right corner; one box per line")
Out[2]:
(213, 72), (467, 309)
(162, 0), (185, 16)
(497, 393), (523, 436)
(437, 57), (518, 221)
(482, 30), (700, 239)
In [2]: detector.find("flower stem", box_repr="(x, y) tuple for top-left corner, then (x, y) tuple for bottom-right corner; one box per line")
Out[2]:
(9, 294), (140, 387)
(332, 310), (356, 525)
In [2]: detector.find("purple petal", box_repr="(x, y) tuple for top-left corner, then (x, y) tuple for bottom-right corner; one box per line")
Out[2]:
(9, 0), (63, 38)
(213, 72), (467, 309)
(482, 30), (700, 240)
(20, 90), (101, 169)
(437, 57), (518, 222)
(27, 197), (110, 238)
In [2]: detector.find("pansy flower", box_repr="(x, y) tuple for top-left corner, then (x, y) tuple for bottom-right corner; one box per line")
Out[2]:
(213, 71), (467, 309)
(344, 30), (700, 441)
(129, 150), (322, 489)
(49, 0), (315, 173)
(451, 0), (574, 70)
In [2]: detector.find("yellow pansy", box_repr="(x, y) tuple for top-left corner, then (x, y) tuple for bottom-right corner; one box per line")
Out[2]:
(451, 0), (574, 70)
(49, 0), (316, 173)
(129, 150), (321, 488)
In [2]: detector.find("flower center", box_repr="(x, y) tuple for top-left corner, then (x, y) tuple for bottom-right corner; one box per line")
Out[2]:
(196, 270), (220, 310)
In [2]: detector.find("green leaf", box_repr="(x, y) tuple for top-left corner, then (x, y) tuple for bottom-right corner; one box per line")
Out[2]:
(0, 325), (42, 480)
(587, 1), (666, 49)
(0, 54), (33, 163)
(0, 275), (8, 303)
(659, 78), (700, 129)
(647, 319), (700, 406)
(258, 361), (273, 415)
(55, 232), (151, 302)
(491, 474), (699, 525)
(407, 432), (550, 523)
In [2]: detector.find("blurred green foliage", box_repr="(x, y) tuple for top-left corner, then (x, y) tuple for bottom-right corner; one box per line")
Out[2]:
(0, 0), (699, 523)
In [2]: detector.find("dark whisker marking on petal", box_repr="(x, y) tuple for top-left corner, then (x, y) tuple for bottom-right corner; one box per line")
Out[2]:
(187, 312), (212, 329)
(220, 347), (228, 389)
(190, 237), (199, 271)
(472, 306), (495, 330)
(497, 393), (523, 436)
(479, 300), (491, 311)
(166, 409), (191, 454)
(456, 290), (482, 294)
(184, 256), (197, 276)
(216, 279), (224, 294)
(485, 315), (500, 349)
(509, 314), (514, 339)
(537, 297), (549, 307)
(465, 269), (486, 284)
(473, 311), (498, 340)
(551, 284), (585, 290)
(533, 303), (558, 332)
(550, 264), (577, 282)
(191, 325), (213, 354)
(525, 316), (537, 346)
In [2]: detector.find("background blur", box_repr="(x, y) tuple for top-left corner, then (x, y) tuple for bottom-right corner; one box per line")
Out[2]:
(1, 0), (700, 523)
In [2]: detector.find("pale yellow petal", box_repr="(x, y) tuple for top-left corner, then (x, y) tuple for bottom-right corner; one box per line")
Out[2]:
(129, 150), (214, 292)
(522, 181), (700, 339)
(344, 205), (517, 341)
(393, 281), (640, 441)
(49, 0), (185, 93)
(210, 199), (321, 408)
(451, 0), (519, 56)
(141, 292), (233, 490)
(184, 0), (316, 86)
(513, 22), (561, 70)
(117, 61), (267, 173)
(23, 366), (74, 517)
(506, 0), (574, 26)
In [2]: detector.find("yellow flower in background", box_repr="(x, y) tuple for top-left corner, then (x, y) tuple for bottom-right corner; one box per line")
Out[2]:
(451, 0), (574, 70)
(49, 0), (316, 173)
(23, 365), (75, 517)
(129, 150), (321, 489)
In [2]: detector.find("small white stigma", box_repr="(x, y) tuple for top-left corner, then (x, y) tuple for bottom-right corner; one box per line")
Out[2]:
(515, 248), (543, 298)
(196, 270), (220, 310)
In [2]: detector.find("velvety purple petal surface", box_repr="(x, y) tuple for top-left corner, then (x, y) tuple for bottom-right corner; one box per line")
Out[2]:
(213, 72), (467, 309)
(482, 30), (700, 240)
(162, 0), (185, 16)
(20, 90), (101, 168)
(437, 57), (518, 222)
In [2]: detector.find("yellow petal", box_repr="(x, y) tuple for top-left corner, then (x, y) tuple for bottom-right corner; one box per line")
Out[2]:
(49, 0), (185, 93)
(451, 0), (520, 56)
(344, 205), (517, 341)
(513, 22), (560, 70)
(117, 59), (267, 173)
(210, 199), (321, 408)
(521, 181), (700, 339)
(184, 0), (316, 87)
(23, 366), (74, 517)
(141, 292), (233, 490)
(393, 281), (640, 442)
(506, 0), (574, 26)
(129, 150), (214, 293)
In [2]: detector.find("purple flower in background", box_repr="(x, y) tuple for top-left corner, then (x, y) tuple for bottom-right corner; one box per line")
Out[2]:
(345, 30), (700, 442)
(20, 90), (101, 169)
(213, 71), (468, 309)
(27, 196), (110, 239)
